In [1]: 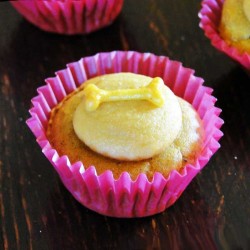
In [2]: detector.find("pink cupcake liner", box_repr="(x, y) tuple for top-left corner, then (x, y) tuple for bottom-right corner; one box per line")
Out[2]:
(199, 0), (250, 70)
(10, 0), (123, 35)
(26, 51), (223, 217)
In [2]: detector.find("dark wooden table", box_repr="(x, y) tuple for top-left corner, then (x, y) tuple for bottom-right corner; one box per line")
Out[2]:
(0, 1), (249, 249)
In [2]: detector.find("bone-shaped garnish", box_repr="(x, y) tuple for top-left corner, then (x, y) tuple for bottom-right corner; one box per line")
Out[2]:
(83, 77), (165, 111)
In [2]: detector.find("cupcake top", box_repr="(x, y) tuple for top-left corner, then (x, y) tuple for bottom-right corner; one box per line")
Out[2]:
(47, 71), (204, 180)
(219, 0), (250, 53)
(73, 73), (182, 161)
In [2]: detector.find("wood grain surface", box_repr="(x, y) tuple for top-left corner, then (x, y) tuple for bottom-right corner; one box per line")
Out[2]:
(0, 1), (250, 249)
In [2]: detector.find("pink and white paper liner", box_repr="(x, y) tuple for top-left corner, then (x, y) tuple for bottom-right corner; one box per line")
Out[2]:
(27, 51), (223, 217)
(10, 0), (123, 35)
(199, 0), (250, 70)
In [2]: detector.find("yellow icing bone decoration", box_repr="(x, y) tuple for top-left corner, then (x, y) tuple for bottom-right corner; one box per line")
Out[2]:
(83, 77), (165, 111)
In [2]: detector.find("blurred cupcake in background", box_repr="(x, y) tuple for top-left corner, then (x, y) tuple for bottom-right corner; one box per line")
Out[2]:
(199, 0), (250, 71)
(10, 0), (124, 35)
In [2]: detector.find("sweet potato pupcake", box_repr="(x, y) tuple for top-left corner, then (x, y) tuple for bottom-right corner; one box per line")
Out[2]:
(11, 0), (124, 35)
(27, 51), (223, 217)
(219, 0), (250, 53)
(46, 73), (204, 180)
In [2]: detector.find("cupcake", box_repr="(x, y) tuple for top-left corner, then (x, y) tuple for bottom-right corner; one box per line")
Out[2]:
(27, 51), (223, 217)
(199, 0), (250, 70)
(47, 72), (203, 181)
(10, 0), (124, 35)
